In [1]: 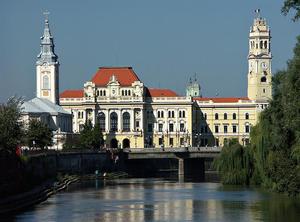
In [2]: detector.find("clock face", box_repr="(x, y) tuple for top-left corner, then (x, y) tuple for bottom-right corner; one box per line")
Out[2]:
(261, 62), (268, 70)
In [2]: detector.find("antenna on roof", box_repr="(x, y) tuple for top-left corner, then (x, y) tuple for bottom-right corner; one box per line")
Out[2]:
(194, 73), (197, 82)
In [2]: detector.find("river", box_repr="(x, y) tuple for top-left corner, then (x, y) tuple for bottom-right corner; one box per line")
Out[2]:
(3, 178), (300, 222)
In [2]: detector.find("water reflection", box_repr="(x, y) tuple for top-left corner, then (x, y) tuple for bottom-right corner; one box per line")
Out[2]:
(6, 179), (300, 222)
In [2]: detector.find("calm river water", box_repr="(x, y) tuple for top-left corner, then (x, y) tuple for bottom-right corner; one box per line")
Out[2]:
(4, 178), (300, 222)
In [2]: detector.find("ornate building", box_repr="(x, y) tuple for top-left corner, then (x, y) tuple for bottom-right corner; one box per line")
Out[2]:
(60, 12), (272, 148)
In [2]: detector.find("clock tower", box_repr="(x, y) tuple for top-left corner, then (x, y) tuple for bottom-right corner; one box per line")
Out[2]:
(247, 10), (272, 101)
(36, 13), (60, 104)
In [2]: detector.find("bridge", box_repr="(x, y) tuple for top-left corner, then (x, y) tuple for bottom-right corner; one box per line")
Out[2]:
(123, 147), (221, 180)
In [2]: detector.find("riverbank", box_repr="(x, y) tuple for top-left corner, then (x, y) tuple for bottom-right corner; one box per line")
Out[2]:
(0, 175), (78, 215)
(0, 172), (129, 215)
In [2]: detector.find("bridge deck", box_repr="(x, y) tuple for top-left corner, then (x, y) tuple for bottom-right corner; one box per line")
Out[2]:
(123, 147), (221, 159)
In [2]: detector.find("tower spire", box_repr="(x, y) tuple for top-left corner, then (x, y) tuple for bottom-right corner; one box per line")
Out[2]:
(36, 11), (58, 65)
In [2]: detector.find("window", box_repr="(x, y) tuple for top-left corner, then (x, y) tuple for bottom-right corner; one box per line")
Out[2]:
(215, 139), (219, 147)
(136, 121), (140, 128)
(261, 76), (267, 82)
(169, 123), (174, 132)
(157, 111), (160, 118)
(159, 138), (163, 145)
(204, 113), (207, 120)
(245, 125), (250, 133)
(161, 111), (164, 118)
(182, 111), (185, 118)
(264, 41), (267, 49)
(169, 138), (174, 146)
(110, 112), (118, 132)
(172, 111), (175, 118)
(158, 123), (163, 132)
(245, 113), (249, 120)
(168, 111), (171, 118)
(233, 125), (237, 133)
(122, 112), (130, 132)
(215, 113), (219, 120)
(42, 75), (50, 89)
(98, 112), (105, 131)
(263, 88), (266, 93)
(180, 123), (185, 132)
(224, 113), (227, 120)
(180, 138), (184, 145)
(215, 125), (219, 133)
(179, 111), (182, 118)
(233, 113), (236, 120)
(148, 123), (153, 132)
(224, 125), (228, 133)
(260, 40), (263, 49)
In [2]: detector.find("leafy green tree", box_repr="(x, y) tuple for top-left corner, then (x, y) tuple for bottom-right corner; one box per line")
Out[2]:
(213, 139), (254, 185)
(26, 119), (53, 149)
(250, 36), (300, 196)
(282, 0), (300, 21)
(79, 120), (103, 149)
(0, 97), (24, 153)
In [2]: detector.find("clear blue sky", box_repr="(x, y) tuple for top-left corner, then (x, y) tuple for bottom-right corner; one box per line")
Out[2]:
(0, 0), (299, 102)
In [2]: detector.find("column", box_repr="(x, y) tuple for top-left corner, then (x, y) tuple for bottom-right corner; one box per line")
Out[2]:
(178, 158), (184, 182)
(117, 110), (122, 132)
(131, 109), (135, 131)
(105, 109), (109, 132)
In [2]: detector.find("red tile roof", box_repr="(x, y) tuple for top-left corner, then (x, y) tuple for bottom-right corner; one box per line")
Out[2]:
(194, 97), (250, 103)
(60, 90), (84, 98)
(146, 88), (178, 97)
(91, 67), (140, 86)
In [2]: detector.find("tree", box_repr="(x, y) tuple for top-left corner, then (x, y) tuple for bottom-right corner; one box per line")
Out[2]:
(282, 0), (300, 21)
(213, 139), (254, 185)
(26, 119), (53, 149)
(250, 36), (300, 196)
(0, 97), (24, 153)
(79, 120), (103, 149)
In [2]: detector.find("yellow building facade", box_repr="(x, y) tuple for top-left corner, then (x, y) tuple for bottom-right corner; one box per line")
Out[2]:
(59, 14), (272, 148)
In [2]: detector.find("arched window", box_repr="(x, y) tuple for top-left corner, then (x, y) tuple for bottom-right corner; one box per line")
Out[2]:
(260, 41), (263, 49)
(172, 111), (175, 118)
(98, 112), (105, 131)
(264, 41), (267, 49)
(215, 113), (219, 120)
(157, 111), (160, 118)
(182, 111), (185, 118)
(42, 75), (50, 89)
(233, 113), (236, 120)
(122, 112), (130, 132)
(179, 111), (182, 118)
(161, 111), (164, 118)
(245, 113), (249, 120)
(261, 76), (267, 82)
(168, 111), (171, 118)
(224, 113), (227, 120)
(128, 90), (131, 96)
(110, 112), (118, 132)
(103, 90), (106, 96)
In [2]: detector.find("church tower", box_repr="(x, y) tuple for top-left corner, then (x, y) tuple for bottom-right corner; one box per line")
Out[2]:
(186, 75), (201, 97)
(36, 13), (59, 104)
(247, 10), (272, 101)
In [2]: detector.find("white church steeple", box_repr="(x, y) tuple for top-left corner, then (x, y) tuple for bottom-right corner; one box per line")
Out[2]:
(36, 12), (60, 104)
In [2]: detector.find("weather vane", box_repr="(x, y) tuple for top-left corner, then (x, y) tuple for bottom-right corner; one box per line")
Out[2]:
(43, 10), (50, 20)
